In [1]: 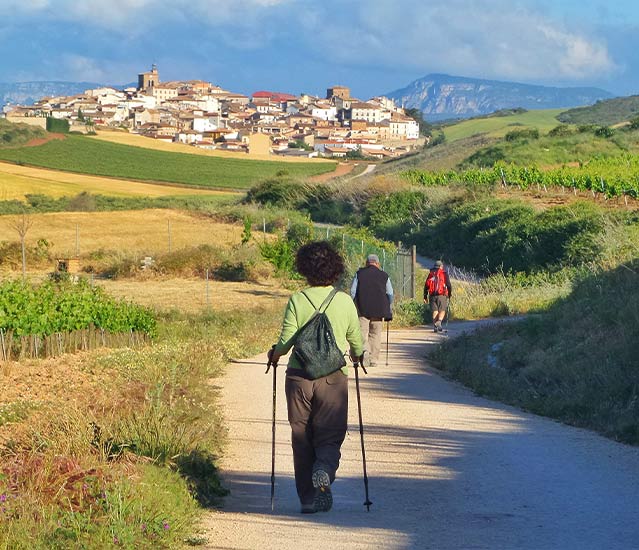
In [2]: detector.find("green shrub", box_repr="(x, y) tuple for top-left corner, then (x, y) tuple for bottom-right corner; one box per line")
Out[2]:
(45, 117), (69, 133)
(594, 126), (615, 138)
(504, 127), (540, 141)
(463, 146), (507, 167)
(364, 190), (430, 231)
(548, 124), (574, 137)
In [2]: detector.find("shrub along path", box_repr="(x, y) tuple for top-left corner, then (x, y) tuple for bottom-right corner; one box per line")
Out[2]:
(201, 323), (639, 549)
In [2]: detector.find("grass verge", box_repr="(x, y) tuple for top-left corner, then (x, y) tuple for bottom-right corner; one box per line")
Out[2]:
(0, 305), (282, 548)
(431, 259), (639, 444)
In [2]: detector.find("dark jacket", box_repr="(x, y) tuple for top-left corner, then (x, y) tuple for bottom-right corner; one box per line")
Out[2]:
(354, 266), (392, 320)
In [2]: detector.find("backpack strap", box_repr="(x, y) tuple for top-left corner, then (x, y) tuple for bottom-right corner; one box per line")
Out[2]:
(300, 287), (339, 314)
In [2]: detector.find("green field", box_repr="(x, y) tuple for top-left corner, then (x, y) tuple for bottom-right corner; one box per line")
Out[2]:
(442, 109), (565, 142)
(0, 135), (336, 190)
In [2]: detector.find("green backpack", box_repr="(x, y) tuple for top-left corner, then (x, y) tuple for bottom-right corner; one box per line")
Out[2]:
(293, 287), (347, 380)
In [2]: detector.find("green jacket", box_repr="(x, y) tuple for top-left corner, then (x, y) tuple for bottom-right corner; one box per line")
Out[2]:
(274, 286), (364, 375)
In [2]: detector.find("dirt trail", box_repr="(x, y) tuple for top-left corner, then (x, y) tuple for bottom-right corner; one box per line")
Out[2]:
(200, 323), (639, 549)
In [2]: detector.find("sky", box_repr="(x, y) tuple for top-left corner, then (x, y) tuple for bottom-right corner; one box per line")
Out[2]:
(2, 0), (639, 98)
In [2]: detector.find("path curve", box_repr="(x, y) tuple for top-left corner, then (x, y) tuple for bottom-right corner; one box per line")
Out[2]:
(200, 323), (639, 549)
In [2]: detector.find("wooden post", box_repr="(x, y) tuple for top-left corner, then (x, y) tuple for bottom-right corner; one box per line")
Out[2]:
(206, 269), (210, 308)
(411, 245), (417, 299)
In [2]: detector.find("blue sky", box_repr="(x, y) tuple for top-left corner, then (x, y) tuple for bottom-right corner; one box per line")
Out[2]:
(1, 0), (638, 98)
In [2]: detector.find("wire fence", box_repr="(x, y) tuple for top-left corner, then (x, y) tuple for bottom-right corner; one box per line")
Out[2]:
(311, 225), (417, 300)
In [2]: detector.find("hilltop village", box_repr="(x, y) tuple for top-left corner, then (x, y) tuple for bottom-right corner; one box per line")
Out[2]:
(2, 65), (422, 159)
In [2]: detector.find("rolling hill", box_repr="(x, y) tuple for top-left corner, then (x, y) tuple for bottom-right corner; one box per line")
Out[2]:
(557, 95), (639, 126)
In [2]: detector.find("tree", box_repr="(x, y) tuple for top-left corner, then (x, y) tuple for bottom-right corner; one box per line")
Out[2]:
(11, 213), (33, 280)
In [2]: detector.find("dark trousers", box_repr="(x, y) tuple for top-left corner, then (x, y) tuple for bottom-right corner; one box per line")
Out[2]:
(285, 370), (348, 505)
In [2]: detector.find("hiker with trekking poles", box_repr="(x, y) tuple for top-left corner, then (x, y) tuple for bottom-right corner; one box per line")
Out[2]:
(424, 260), (452, 333)
(350, 253), (393, 367)
(267, 241), (366, 514)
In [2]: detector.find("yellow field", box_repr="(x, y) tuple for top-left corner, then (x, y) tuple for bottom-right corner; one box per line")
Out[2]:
(0, 161), (241, 200)
(91, 130), (334, 164)
(0, 209), (245, 256)
(96, 277), (289, 313)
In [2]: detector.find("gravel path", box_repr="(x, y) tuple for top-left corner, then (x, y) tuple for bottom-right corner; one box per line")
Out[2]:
(200, 322), (639, 550)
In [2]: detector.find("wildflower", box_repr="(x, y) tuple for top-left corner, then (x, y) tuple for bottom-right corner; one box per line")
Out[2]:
(0, 494), (6, 503)
(113, 536), (120, 545)
(140, 523), (147, 532)
(162, 521), (170, 530)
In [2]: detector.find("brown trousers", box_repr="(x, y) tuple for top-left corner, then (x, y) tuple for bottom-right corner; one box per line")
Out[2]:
(285, 369), (348, 505)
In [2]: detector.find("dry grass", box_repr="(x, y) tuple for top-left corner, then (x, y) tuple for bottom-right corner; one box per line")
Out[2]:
(96, 278), (290, 313)
(91, 130), (335, 164)
(0, 161), (240, 200)
(0, 209), (246, 257)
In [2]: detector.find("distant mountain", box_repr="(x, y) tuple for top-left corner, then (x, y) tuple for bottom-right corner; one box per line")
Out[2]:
(0, 81), (134, 107)
(387, 74), (614, 121)
(557, 95), (639, 126)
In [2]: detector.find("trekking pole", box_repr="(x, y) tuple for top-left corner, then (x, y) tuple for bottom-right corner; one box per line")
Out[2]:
(354, 357), (373, 512)
(265, 346), (278, 512)
(385, 320), (390, 366)
(445, 299), (451, 333)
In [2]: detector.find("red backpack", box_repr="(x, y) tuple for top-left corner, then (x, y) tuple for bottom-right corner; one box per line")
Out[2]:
(425, 269), (448, 296)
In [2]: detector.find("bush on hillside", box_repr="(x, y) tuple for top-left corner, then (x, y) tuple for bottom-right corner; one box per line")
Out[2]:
(594, 126), (615, 138)
(462, 146), (507, 168)
(45, 117), (69, 133)
(408, 199), (605, 274)
(504, 127), (540, 142)
(364, 190), (430, 232)
(244, 177), (310, 208)
(548, 124), (574, 137)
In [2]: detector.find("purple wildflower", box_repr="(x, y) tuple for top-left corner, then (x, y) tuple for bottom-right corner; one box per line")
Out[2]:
(162, 521), (170, 530)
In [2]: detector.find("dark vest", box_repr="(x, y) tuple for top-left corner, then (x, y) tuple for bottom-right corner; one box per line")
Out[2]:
(354, 266), (391, 319)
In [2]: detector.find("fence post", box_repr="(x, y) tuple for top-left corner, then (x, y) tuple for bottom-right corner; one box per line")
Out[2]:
(0, 328), (5, 362)
(411, 245), (417, 299)
(206, 269), (210, 308)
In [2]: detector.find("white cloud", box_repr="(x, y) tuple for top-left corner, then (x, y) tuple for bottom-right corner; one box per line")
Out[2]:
(0, 0), (293, 31)
(298, 0), (617, 82)
(0, 0), (618, 84)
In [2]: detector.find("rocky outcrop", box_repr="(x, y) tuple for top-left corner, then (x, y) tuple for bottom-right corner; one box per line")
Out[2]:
(387, 74), (613, 120)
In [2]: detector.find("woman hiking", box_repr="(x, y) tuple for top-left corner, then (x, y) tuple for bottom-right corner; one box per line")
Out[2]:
(268, 241), (364, 514)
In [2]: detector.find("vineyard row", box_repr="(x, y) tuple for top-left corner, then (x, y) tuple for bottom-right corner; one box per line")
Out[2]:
(401, 155), (639, 199)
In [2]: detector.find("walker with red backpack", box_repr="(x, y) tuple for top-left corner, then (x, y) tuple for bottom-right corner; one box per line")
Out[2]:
(425, 266), (449, 297)
(425, 261), (451, 334)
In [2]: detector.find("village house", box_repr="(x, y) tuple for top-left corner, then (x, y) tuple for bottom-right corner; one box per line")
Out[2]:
(2, 66), (422, 160)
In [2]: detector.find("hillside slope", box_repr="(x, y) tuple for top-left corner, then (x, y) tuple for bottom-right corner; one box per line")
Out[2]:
(557, 95), (639, 126)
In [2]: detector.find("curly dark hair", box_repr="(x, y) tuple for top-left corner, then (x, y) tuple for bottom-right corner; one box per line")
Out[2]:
(295, 241), (344, 286)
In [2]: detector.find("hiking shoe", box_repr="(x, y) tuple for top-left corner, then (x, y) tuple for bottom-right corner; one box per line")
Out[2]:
(433, 326), (438, 333)
(437, 326), (443, 332)
(312, 469), (332, 512)
(300, 503), (317, 514)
